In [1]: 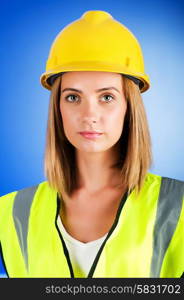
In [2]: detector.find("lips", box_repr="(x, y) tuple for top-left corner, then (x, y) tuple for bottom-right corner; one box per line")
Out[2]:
(79, 131), (102, 134)
(79, 131), (103, 140)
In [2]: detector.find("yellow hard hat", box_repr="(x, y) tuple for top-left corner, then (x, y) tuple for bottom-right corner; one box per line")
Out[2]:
(40, 10), (150, 93)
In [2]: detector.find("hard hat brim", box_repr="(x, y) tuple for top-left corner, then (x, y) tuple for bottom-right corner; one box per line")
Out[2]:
(40, 61), (150, 93)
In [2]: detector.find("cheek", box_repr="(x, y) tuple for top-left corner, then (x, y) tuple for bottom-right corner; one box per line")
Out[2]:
(107, 104), (127, 128)
(60, 104), (77, 134)
(60, 104), (71, 128)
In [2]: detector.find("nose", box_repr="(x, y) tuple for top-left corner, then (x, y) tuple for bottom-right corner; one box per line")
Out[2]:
(81, 100), (100, 124)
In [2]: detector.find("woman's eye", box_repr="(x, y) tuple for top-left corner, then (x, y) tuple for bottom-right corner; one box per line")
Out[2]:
(101, 94), (114, 103)
(65, 94), (79, 102)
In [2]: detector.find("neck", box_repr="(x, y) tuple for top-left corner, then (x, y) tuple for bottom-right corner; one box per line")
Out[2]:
(75, 146), (123, 193)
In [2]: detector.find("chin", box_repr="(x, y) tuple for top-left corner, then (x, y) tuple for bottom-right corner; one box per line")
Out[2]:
(75, 143), (112, 153)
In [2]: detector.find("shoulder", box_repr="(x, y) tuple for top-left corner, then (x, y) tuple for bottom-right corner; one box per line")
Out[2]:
(0, 180), (55, 199)
(0, 181), (58, 240)
(145, 172), (184, 217)
(145, 171), (184, 187)
(0, 181), (46, 202)
(0, 181), (54, 219)
(140, 172), (184, 205)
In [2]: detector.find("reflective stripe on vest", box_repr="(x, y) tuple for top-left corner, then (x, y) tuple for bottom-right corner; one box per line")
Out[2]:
(13, 185), (39, 271)
(150, 177), (184, 277)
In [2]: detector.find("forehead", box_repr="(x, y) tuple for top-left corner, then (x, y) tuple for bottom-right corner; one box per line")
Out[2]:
(61, 71), (123, 86)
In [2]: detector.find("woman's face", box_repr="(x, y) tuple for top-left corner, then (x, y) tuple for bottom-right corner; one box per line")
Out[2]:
(59, 71), (127, 153)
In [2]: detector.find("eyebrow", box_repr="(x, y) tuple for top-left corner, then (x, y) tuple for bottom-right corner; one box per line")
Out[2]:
(61, 87), (120, 94)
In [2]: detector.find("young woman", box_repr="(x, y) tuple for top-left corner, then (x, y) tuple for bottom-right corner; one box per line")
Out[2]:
(0, 10), (184, 278)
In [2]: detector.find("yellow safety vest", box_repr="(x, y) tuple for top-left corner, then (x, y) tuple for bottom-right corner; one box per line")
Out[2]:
(0, 172), (184, 278)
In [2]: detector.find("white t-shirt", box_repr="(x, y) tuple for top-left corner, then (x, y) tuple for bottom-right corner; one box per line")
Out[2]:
(57, 216), (108, 277)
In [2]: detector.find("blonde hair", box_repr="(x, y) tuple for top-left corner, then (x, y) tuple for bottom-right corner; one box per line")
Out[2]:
(44, 75), (153, 199)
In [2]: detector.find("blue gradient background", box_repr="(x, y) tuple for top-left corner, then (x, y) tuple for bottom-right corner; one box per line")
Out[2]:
(0, 0), (183, 276)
